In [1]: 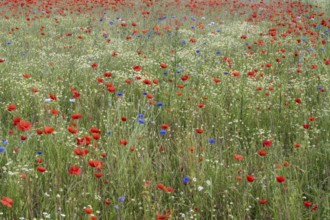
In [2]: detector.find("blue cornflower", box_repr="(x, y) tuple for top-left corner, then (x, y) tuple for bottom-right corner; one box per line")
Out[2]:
(119, 196), (125, 202)
(2, 139), (9, 145)
(183, 176), (191, 184)
(224, 72), (229, 75)
(191, 26), (195, 29)
(0, 146), (6, 153)
(208, 138), (216, 144)
(138, 114), (145, 118)
(143, 92), (148, 95)
(160, 130), (167, 135)
(156, 102), (163, 107)
(117, 92), (123, 97)
(216, 51), (221, 55)
(163, 71), (168, 75)
(99, 18), (104, 22)
(107, 131), (112, 135)
(114, 205), (119, 209)
(181, 40), (187, 44)
(216, 29), (221, 33)
(37, 151), (43, 155)
(196, 50), (200, 53)
(109, 21), (114, 25)
(138, 119), (145, 124)
(6, 42), (12, 45)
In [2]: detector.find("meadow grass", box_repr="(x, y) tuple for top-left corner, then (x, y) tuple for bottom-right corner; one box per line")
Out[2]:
(0, 0), (329, 219)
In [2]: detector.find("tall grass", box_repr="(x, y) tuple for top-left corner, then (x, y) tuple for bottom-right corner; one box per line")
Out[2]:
(0, 0), (329, 219)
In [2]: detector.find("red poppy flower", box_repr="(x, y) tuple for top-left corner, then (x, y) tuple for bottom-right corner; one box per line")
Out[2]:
(165, 186), (174, 193)
(74, 148), (89, 156)
(104, 72), (112, 77)
(304, 201), (313, 207)
(189, 38), (197, 43)
(213, 78), (221, 83)
(259, 198), (268, 204)
(32, 87), (39, 93)
(68, 127), (78, 134)
(90, 127), (101, 134)
(234, 154), (244, 161)
(1, 196), (13, 208)
(161, 124), (170, 130)
(68, 165), (81, 175)
(143, 79), (152, 85)
(196, 128), (204, 134)
(133, 65), (142, 71)
(12, 117), (20, 126)
(303, 124), (310, 129)
(181, 74), (190, 81)
(51, 109), (59, 115)
(85, 207), (93, 214)
(294, 143), (301, 148)
(35, 158), (43, 163)
(76, 135), (92, 146)
(262, 140), (272, 148)
(91, 63), (98, 68)
(95, 173), (103, 178)
(295, 98), (302, 104)
(71, 113), (82, 120)
(37, 166), (46, 172)
(160, 63), (168, 68)
(156, 183), (166, 190)
(276, 176), (286, 183)
(246, 175), (255, 182)
(49, 93), (57, 101)
(104, 199), (111, 205)
(17, 120), (31, 131)
(311, 204), (318, 212)
(308, 117), (317, 121)
(157, 210), (170, 220)
(146, 93), (154, 99)
(43, 126), (54, 134)
(36, 129), (43, 135)
(121, 116), (127, 121)
(107, 86), (116, 92)
(88, 160), (103, 169)
(0, 58), (5, 63)
(7, 104), (16, 111)
(22, 73), (31, 78)
(257, 150), (267, 156)
(119, 139), (128, 145)
(92, 133), (101, 140)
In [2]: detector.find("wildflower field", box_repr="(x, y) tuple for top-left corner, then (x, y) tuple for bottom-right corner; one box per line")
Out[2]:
(0, 0), (330, 219)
